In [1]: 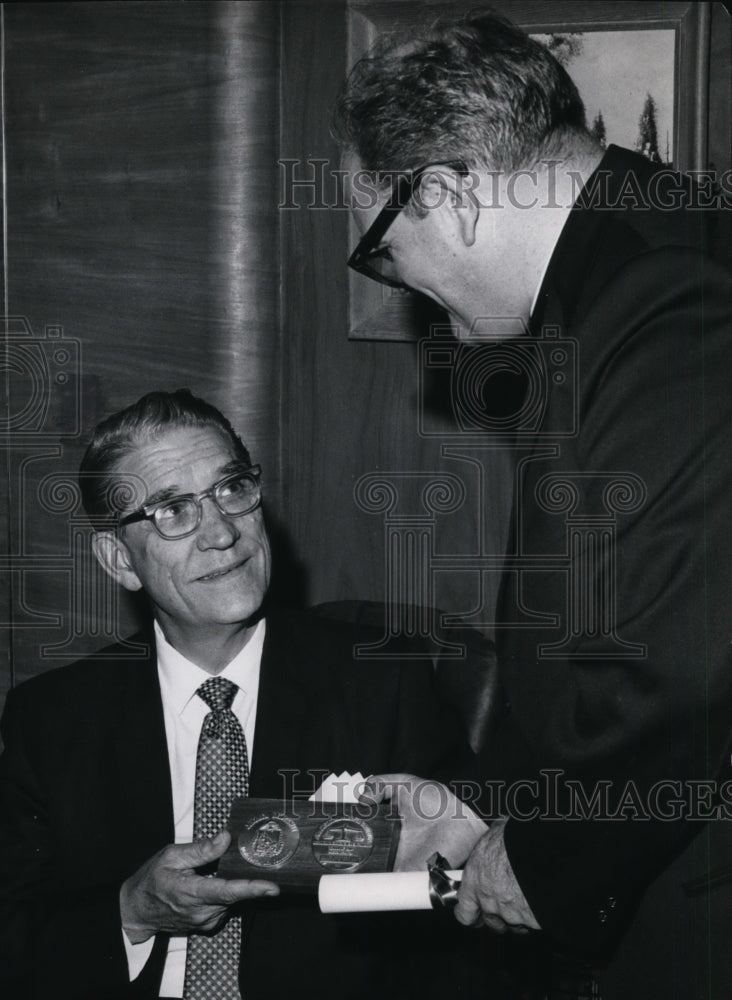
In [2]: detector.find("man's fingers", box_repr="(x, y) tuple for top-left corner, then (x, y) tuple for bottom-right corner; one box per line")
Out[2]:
(357, 780), (384, 807)
(455, 888), (539, 933)
(166, 830), (230, 868)
(165, 830), (231, 870)
(359, 772), (406, 805)
(454, 873), (481, 927)
(199, 876), (280, 904)
(481, 914), (508, 934)
(454, 896), (482, 927)
(455, 896), (525, 934)
(195, 912), (228, 934)
(359, 772), (420, 805)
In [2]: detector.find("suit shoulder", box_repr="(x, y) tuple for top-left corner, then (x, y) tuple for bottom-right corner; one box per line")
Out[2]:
(263, 606), (436, 701)
(6, 633), (154, 712)
(598, 149), (727, 259)
(268, 604), (433, 661)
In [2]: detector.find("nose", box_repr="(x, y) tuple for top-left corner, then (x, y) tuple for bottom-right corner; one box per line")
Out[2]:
(195, 496), (240, 550)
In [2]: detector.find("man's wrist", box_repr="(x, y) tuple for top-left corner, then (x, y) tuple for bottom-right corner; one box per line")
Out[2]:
(119, 880), (154, 944)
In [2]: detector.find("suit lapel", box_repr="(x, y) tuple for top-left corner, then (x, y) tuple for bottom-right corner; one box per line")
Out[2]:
(237, 614), (313, 969)
(248, 614), (310, 798)
(532, 145), (657, 336)
(107, 616), (314, 841)
(110, 628), (175, 860)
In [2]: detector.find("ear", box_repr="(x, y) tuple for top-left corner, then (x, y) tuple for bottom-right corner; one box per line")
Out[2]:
(416, 166), (480, 247)
(91, 531), (144, 592)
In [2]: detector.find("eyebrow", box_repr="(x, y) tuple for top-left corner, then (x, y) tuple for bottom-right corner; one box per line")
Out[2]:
(142, 485), (184, 508)
(220, 460), (251, 476)
(141, 461), (252, 509)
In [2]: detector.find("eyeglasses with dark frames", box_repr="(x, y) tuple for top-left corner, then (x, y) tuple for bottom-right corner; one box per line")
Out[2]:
(117, 465), (262, 540)
(347, 161), (469, 289)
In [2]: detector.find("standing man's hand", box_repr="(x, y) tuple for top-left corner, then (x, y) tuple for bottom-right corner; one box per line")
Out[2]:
(120, 830), (279, 943)
(455, 819), (540, 934)
(361, 773), (488, 871)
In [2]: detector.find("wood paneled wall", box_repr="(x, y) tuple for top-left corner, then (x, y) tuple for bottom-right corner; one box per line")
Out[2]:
(1, 1), (280, 704)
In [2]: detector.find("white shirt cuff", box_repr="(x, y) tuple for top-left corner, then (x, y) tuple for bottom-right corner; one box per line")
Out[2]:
(122, 926), (156, 981)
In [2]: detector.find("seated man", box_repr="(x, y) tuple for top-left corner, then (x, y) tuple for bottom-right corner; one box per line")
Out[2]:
(0, 389), (494, 1000)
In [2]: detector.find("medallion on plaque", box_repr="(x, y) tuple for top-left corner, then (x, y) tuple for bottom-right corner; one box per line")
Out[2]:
(219, 797), (400, 891)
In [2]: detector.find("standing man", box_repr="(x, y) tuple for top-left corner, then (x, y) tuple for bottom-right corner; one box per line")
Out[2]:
(0, 389), (490, 1000)
(334, 10), (732, 996)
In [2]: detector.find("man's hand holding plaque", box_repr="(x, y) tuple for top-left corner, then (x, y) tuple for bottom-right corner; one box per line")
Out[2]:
(316, 773), (487, 914)
(358, 773), (488, 872)
(120, 831), (280, 944)
(359, 774), (540, 931)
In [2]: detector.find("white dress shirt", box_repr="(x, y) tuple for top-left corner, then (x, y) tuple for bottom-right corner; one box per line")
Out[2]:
(123, 618), (265, 998)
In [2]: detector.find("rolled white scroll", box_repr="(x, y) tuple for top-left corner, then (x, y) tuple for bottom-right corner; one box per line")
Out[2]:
(318, 869), (462, 913)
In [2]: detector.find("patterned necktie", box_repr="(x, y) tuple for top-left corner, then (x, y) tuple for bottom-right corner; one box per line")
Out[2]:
(183, 676), (249, 1000)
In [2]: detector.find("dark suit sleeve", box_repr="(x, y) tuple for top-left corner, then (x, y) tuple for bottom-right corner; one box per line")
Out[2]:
(501, 247), (732, 957)
(0, 686), (133, 1000)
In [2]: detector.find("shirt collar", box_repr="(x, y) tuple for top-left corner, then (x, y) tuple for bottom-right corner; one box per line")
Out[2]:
(529, 201), (575, 319)
(155, 618), (266, 717)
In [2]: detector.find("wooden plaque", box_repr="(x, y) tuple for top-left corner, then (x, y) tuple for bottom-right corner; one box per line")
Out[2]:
(218, 798), (401, 891)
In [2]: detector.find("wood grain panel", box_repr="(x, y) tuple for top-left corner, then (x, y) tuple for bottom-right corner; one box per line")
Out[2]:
(2, 1), (280, 700)
(0, 64), (9, 702)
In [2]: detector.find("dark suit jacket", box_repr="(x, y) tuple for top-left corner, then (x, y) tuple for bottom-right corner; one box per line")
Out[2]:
(477, 146), (732, 978)
(0, 607), (506, 1000)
